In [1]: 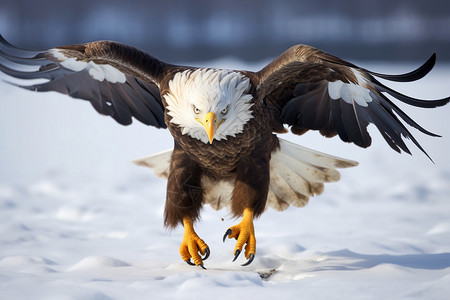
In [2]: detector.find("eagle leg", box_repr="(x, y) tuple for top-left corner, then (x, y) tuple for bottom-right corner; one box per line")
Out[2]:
(179, 217), (210, 268)
(223, 208), (256, 266)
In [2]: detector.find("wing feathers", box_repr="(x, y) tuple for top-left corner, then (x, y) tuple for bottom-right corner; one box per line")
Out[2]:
(366, 101), (410, 154)
(365, 53), (436, 82)
(340, 99), (367, 147)
(372, 78), (449, 108)
(376, 92), (440, 137)
(0, 35), (168, 128)
(256, 45), (449, 159)
(0, 62), (70, 80)
(329, 99), (349, 142)
(0, 49), (53, 66)
(0, 35), (42, 56)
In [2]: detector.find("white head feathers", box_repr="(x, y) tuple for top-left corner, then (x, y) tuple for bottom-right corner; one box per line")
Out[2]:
(164, 68), (254, 144)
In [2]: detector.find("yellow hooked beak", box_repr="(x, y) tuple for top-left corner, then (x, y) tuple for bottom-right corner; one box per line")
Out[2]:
(203, 112), (218, 144)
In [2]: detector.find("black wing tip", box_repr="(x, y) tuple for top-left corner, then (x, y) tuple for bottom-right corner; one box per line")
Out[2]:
(430, 52), (437, 64)
(0, 34), (46, 56)
(394, 144), (434, 163)
(425, 52), (437, 71)
(366, 52), (437, 83)
(411, 142), (435, 163)
(372, 79), (450, 109)
(0, 34), (10, 46)
(0, 34), (20, 50)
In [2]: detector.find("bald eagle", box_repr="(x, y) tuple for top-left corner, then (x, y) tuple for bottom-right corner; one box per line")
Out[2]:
(0, 35), (448, 267)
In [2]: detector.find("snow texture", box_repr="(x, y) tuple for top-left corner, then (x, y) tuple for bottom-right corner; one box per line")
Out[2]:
(0, 61), (450, 300)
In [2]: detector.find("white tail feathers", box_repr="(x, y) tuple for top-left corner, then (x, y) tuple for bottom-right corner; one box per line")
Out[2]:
(132, 149), (172, 179)
(132, 138), (358, 211)
(266, 139), (358, 211)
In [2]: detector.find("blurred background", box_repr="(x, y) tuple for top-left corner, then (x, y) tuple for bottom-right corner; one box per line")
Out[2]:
(1, 0), (450, 63)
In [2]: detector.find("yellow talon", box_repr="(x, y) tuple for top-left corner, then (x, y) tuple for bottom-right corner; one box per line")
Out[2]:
(179, 217), (210, 267)
(223, 208), (256, 265)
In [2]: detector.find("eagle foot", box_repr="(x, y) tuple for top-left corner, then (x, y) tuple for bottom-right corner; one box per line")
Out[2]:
(223, 208), (256, 266)
(180, 217), (210, 267)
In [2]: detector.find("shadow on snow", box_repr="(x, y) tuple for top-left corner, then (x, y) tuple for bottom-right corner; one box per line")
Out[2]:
(309, 249), (450, 271)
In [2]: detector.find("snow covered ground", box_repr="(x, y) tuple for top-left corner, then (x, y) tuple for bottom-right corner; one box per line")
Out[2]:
(0, 60), (450, 300)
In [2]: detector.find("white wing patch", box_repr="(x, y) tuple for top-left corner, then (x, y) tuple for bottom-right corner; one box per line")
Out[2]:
(328, 68), (372, 107)
(50, 49), (126, 84)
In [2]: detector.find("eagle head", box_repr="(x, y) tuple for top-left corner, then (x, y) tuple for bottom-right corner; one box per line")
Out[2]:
(164, 68), (254, 144)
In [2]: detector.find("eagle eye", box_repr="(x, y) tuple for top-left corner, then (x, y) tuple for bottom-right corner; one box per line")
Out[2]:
(221, 105), (229, 115)
(193, 105), (200, 114)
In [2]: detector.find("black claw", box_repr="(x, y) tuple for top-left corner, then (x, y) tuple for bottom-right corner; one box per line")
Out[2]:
(232, 249), (241, 262)
(202, 247), (210, 261)
(186, 258), (207, 269)
(223, 229), (232, 242)
(185, 258), (195, 266)
(241, 253), (255, 266)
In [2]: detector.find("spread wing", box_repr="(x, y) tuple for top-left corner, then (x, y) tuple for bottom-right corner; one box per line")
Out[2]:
(255, 44), (450, 160)
(0, 35), (168, 127)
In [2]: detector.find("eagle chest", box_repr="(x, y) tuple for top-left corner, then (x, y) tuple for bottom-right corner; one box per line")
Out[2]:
(168, 104), (271, 177)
